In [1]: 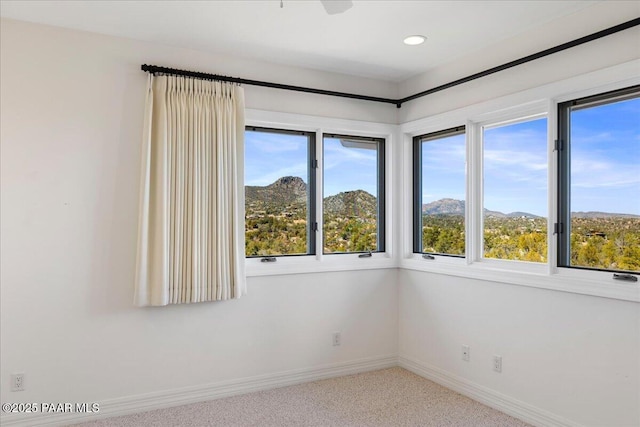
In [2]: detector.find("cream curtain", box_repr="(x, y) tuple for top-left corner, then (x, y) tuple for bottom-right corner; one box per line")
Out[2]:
(135, 74), (246, 306)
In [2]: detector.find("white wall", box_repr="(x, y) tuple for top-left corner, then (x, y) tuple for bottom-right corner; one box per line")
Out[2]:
(399, 270), (640, 427)
(0, 18), (398, 407)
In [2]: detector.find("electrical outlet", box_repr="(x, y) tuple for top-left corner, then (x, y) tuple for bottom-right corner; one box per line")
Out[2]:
(493, 355), (502, 373)
(11, 373), (25, 392)
(462, 345), (470, 361)
(332, 332), (341, 346)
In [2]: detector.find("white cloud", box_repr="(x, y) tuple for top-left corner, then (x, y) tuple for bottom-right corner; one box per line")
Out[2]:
(571, 153), (640, 189)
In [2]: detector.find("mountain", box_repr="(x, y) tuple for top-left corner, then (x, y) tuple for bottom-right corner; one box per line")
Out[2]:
(571, 211), (640, 219)
(422, 199), (640, 219)
(245, 176), (307, 206)
(324, 190), (377, 218)
(245, 177), (377, 219)
(422, 198), (541, 218)
(422, 198), (464, 215)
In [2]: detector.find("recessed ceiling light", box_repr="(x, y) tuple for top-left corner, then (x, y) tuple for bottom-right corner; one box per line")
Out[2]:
(403, 35), (426, 46)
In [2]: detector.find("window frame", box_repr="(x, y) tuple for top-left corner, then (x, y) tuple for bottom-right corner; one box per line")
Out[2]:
(477, 113), (550, 269)
(401, 61), (640, 302)
(243, 109), (395, 277)
(322, 133), (386, 255)
(556, 84), (640, 275)
(412, 125), (466, 257)
(244, 126), (317, 258)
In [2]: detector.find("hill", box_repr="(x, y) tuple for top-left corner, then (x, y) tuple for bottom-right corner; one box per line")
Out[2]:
(571, 211), (640, 219)
(422, 198), (464, 215)
(246, 176), (377, 218)
(245, 177), (379, 255)
(245, 176), (307, 207)
(421, 198), (541, 218)
(324, 190), (377, 218)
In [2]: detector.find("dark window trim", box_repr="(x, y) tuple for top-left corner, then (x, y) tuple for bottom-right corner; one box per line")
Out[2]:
(412, 135), (422, 254)
(308, 132), (318, 255)
(413, 126), (466, 256)
(562, 85), (640, 110)
(245, 126), (317, 258)
(557, 85), (640, 273)
(557, 99), (571, 268)
(322, 133), (386, 254)
(246, 126), (311, 137)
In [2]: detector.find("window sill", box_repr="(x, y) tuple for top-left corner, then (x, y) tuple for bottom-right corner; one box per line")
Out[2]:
(400, 257), (639, 303)
(246, 253), (396, 277)
(245, 254), (638, 301)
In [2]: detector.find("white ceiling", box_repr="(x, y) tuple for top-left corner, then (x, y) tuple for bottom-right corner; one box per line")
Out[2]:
(0, 0), (625, 82)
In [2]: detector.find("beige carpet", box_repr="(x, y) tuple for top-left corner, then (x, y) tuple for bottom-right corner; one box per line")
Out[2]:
(73, 367), (531, 427)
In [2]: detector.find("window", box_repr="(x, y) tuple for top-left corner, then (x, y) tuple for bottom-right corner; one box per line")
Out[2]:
(482, 117), (548, 263)
(245, 127), (387, 259)
(323, 134), (385, 254)
(405, 71), (638, 300)
(244, 127), (316, 257)
(558, 86), (640, 274)
(413, 127), (466, 256)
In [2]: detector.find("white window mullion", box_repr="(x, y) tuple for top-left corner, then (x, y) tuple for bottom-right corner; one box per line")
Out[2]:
(403, 132), (414, 259)
(467, 120), (484, 264)
(547, 99), (559, 275)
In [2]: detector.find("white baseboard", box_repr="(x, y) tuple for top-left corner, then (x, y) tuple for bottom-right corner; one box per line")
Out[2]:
(2, 355), (581, 427)
(398, 355), (581, 427)
(1, 354), (397, 427)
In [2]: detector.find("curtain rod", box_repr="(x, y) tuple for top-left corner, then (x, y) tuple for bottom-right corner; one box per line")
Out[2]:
(141, 17), (640, 109)
(140, 64), (398, 107)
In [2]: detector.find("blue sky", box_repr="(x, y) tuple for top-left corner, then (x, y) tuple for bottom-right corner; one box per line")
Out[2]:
(483, 118), (548, 216)
(570, 97), (640, 215)
(323, 137), (377, 197)
(246, 97), (639, 216)
(420, 97), (639, 216)
(244, 132), (378, 197)
(420, 133), (466, 205)
(421, 120), (548, 217)
(244, 130), (309, 186)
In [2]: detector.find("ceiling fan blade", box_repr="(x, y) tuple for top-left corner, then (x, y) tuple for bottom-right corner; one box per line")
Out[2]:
(320, 0), (353, 15)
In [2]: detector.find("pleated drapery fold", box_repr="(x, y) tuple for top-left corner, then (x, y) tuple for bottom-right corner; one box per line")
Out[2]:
(135, 75), (246, 306)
